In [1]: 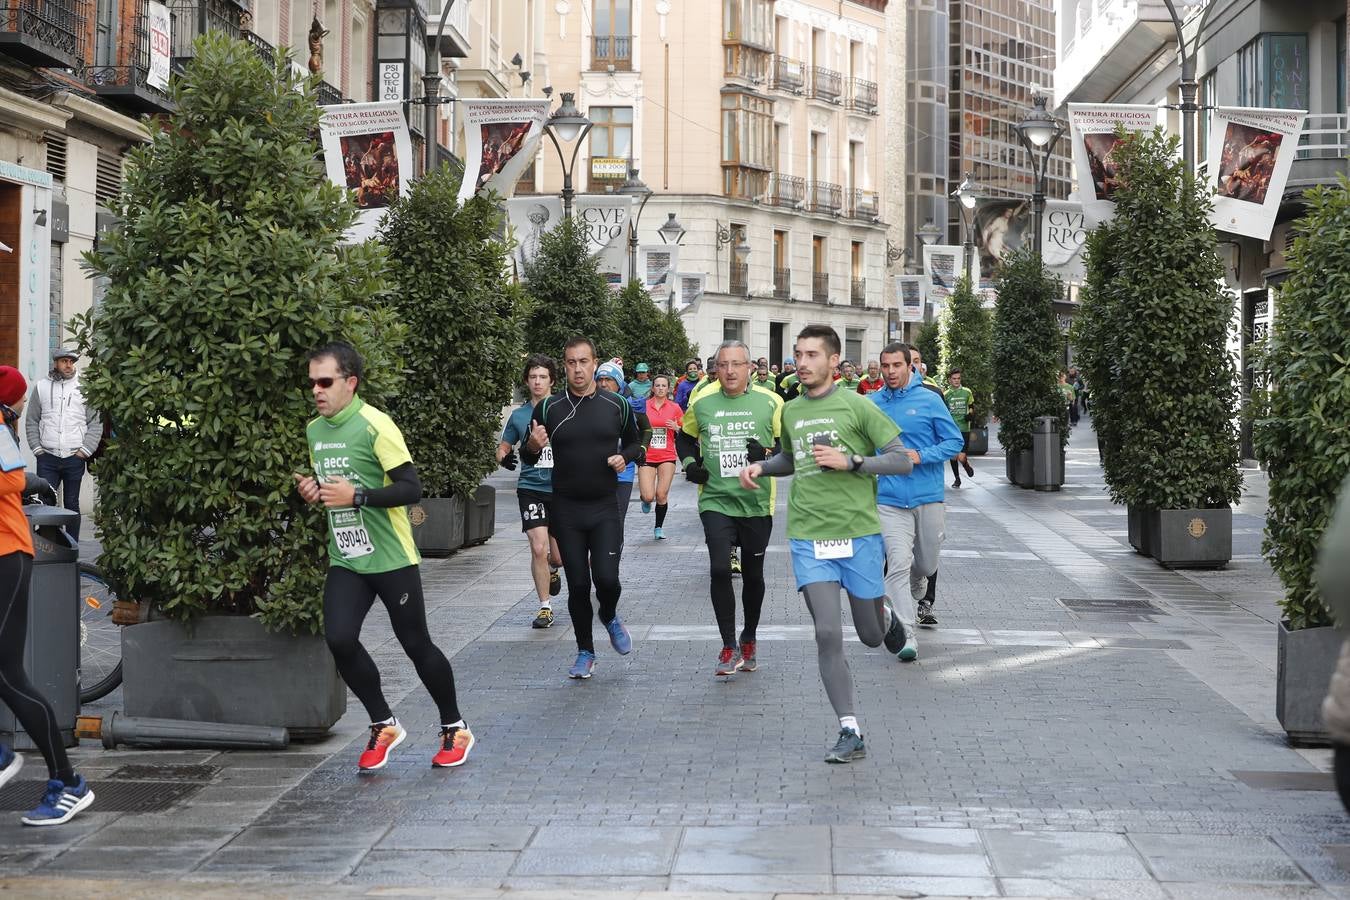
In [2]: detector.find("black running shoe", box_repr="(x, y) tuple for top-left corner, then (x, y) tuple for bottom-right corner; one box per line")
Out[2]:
(825, 728), (866, 763)
(917, 600), (938, 627)
(882, 609), (907, 655)
(548, 569), (561, 597)
(962, 458), (975, 478)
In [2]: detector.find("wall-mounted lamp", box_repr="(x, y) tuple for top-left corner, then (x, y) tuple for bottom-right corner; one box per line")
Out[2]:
(33, 207), (47, 227)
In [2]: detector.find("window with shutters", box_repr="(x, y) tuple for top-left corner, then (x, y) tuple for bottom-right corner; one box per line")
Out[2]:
(45, 133), (68, 183)
(95, 149), (123, 205)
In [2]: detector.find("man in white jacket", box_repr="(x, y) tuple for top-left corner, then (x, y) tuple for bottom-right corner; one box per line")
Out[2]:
(24, 349), (101, 541)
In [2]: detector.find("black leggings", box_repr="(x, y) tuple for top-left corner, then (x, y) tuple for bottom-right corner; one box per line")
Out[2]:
(701, 511), (771, 646)
(0, 552), (71, 781)
(551, 497), (623, 653)
(323, 565), (461, 725)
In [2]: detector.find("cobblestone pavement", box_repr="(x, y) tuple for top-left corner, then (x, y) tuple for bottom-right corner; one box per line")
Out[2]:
(2, 421), (1349, 898)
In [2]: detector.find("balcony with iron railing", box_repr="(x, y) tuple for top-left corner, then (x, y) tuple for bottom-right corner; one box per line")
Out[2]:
(766, 173), (805, 207)
(87, 12), (174, 113)
(169, 0), (246, 71)
(427, 0), (471, 57)
(810, 66), (841, 103)
(592, 34), (632, 70)
(771, 54), (804, 93)
(806, 180), (842, 214)
(241, 28), (275, 69)
(812, 272), (829, 302)
(847, 77), (877, 112)
(315, 78), (344, 105)
(773, 267), (791, 300)
(730, 262), (749, 297)
(851, 277), (867, 307)
(848, 188), (880, 221)
(0, 0), (83, 68)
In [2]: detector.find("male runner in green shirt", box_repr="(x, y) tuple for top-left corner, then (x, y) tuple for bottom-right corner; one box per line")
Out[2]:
(943, 369), (977, 488)
(295, 341), (472, 773)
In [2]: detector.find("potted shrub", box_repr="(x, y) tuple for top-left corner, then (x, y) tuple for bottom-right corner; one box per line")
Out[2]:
(939, 275), (993, 456)
(915, 319), (942, 380)
(523, 218), (619, 358)
(993, 247), (1068, 488)
(74, 34), (402, 736)
(1075, 128), (1241, 568)
(380, 172), (526, 556)
(1252, 175), (1350, 744)
(610, 280), (697, 377)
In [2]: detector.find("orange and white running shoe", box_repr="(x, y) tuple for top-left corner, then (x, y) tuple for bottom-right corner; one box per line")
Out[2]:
(431, 725), (475, 768)
(358, 721), (406, 772)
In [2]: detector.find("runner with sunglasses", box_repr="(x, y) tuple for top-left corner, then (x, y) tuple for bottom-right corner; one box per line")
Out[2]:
(294, 342), (472, 772)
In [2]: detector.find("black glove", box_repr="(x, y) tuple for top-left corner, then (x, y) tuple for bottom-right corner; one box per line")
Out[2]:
(500, 449), (518, 471)
(746, 438), (768, 463)
(23, 473), (57, 507)
(684, 460), (710, 485)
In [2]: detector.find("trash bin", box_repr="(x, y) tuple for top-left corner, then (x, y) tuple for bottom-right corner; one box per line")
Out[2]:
(0, 507), (81, 750)
(1032, 415), (1064, 493)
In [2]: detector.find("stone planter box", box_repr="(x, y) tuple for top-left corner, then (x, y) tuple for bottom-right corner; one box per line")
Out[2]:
(122, 616), (345, 740)
(1277, 620), (1341, 746)
(966, 426), (989, 456)
(1146, 506), (1232, 569)
(464, 485), (496, 547)
(1127, 504), (1153, 555)
(410, 496), (466, 558)
(1006, 449), (1034, 488)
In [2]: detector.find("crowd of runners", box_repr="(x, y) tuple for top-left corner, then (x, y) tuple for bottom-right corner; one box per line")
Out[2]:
(0, 325), (980, 827)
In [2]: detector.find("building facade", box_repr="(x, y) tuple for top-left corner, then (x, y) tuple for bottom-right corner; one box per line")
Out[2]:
(906, 0), (950, 268)
(1055, 0), (1349, 456)
(522, 0), (897, 369)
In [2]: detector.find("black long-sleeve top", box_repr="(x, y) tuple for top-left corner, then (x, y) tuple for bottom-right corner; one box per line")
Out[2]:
(522, 388), (641, 501)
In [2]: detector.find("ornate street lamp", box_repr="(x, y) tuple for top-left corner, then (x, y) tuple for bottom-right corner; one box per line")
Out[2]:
(617, 165), (653, 280)
(544, 92), (593, 218)
(657, 212), (686, 245)
(951, 174), (980, 282)
(1013, 93), (1067, 258)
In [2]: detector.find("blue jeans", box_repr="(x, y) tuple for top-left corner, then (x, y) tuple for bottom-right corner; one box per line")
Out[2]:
(34, 453), (84, 541)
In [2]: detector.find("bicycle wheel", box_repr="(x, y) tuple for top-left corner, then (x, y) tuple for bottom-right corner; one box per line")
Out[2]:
(78, 562), (123, 703)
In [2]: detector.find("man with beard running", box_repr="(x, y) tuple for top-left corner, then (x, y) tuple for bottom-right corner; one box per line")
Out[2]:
(522, 337), (641, 679)
(678, 340), (783, 678)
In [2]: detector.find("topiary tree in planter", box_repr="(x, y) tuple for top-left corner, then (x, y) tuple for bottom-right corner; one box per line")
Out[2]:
(1075, 127), (1241, 567)
(610, 280), (696, 377)
(993, 246), (1068, 485)
(939, 274), (993, 429)
(1253, 175), (1350, 631)
(523, 218), (618, 358)
(74, 33), (402, 636)
(915, 319), (942, 376)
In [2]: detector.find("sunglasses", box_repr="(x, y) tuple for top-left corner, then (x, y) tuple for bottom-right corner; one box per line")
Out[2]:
(307, 377), (343, 389)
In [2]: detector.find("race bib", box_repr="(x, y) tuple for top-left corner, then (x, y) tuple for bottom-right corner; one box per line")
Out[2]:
(536, 444), (554, 469)
(330, 508), (375, 559)
(650, 430), (668, 450)
(813, 538), (854, 560)
(719, 449), (748, 478)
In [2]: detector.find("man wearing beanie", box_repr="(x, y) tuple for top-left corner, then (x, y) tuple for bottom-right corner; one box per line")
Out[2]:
(24, 349), (101, 542)
(0, 365), (97, 825)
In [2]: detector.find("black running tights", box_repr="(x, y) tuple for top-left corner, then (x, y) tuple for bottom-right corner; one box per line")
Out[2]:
(323, 565), (461, 725)
(701, 511), (771, 647)
(0, 551), (72, 781)
(551, 497), (623, 653)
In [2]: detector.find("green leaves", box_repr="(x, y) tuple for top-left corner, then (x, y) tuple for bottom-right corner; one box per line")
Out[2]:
(992, 247), (1067, 455)
(1076, 127), (1241, 517)
(379, 173), (527, 501)
(939, 276), (993, 429)
(915, 321), (941, 376)
(609, 281), (697, 378)
(522, 219), (619, 358)
(1252, 174), (1350, 629)
(75, 33), (396, 635)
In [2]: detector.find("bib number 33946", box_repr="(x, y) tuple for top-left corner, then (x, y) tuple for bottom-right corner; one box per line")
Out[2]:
(813, 538), (854, 560)
(331, 508), (375, 559)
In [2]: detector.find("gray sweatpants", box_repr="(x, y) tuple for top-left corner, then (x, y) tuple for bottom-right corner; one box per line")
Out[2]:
(879, 503), (946, 628)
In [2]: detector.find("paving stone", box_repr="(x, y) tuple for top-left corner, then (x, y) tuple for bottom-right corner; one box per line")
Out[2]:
(375, 824), (535, 851)
(673, 826), (832, 875)
(512, 826), (680, 875)
(667, 874), (833, 893)
(1128, 833), (1311, 884)
(831, 874), (999, 896)
(830, 826), (990, 877)
(998, 876), (1171, 898)
(347, 849), (516, 881)
(981, 830), (1152, 880)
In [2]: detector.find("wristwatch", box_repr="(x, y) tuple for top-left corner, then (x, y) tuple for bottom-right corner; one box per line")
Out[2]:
(850, 454), (865, 472)
(352, 485), (368, 508)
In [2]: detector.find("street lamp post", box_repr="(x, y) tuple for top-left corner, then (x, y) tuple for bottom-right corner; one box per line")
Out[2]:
(952, 174), (979, 284)
(617, 166), (653, 283)
(657, 212), (687, 313)
(543, 92), (593, 218)
(1160, 0), (1200, 178)
(421, 0), (459, 175)
(1013, 93), (1067, 258)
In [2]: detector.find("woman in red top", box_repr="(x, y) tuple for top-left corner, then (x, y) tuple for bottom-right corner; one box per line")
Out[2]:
(638, 374), (682, 539)
(0, 366), (95, 826)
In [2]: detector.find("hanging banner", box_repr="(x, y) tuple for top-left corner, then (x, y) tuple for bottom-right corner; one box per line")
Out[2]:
(1067, 103), (1157, 227)
(1042, 200), (1088, 281)
(895, 275), (926, 322)
(319, 102), (413, 243)
(675, 272), (705, 309)
(458, 99), (550, 203)
(505, 196), (564, 276)
(1206, 106), (1306, 241)
(640, 245), (680, 305)
(973, 198), (1088, 282)
(576, 195), (632, 288)
(923, 244), (963, 311)
(146, 1), (172, 91)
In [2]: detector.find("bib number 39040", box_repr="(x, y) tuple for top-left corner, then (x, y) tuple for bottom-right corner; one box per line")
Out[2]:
(331, 508), (375, 559)
(813, 538), (854, 560)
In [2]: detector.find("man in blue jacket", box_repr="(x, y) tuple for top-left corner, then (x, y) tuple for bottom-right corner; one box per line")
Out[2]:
(870, 342), (965, 661)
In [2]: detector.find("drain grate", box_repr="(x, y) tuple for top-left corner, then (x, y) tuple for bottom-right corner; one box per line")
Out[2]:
(107, 764), (219, 782)
(0, 779), (203, 812)
(1059, 597), (1162, 621)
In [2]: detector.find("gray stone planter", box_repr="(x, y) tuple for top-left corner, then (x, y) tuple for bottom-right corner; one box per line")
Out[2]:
(1277, 620), (1341, 746)
(410, 496), (466, 558)
(464, 485), (496, 547)
(121, 616), (345, 740)
(966, 426), (989, 456)
(1006, 449), (1034, 488)
(1127, 504), (1153, 556)
(1146, 506), (1232, 569)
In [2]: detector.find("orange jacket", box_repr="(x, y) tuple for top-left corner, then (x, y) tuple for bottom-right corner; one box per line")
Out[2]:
(0, 469), (34, 558)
